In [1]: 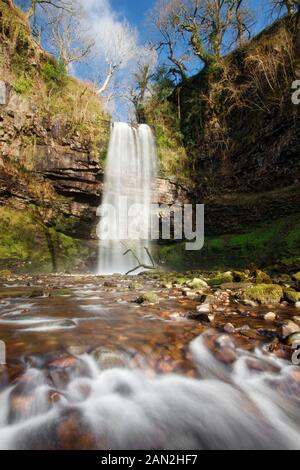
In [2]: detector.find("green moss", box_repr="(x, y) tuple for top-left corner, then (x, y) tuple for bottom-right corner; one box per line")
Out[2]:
(13, 76), (33, 95)
(135, 292), (160, 304)
(0, 207), (90, 273)
(41, 61), (68, 89)
(208, 271), (233, 286)
(284, 288), (300, 303)
(241, 284), (283, 304)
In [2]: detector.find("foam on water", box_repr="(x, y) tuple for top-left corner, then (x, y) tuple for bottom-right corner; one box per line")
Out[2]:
(0, 336), (299, 450)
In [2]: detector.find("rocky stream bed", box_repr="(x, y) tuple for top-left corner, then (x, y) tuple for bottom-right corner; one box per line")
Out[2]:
(0, 270), (300, 449)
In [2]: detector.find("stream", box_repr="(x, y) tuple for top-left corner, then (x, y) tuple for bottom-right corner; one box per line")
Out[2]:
(0, 274), (300, 450)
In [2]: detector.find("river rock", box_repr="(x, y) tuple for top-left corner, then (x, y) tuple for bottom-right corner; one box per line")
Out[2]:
(281, 321), (300, 339)
(286, 332), (300, 346)
(224, 323), (236, 333)
(91, 348), (126, 369)
(241, 284), (283, 305)
(295, 302), (300, 309)
(264, 312), (276, 321)
(135, 292), (160, 304)
(187, 278), (208, 289)
(284, 288), (300, 303)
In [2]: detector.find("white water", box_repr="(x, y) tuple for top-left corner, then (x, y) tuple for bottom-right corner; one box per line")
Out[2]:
(97, 123), (156, 275)
(1, 337), (300, 450)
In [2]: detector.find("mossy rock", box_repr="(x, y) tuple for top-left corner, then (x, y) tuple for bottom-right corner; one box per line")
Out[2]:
(0, 269), (12, 280)
(241, 284), (283, 305)
(174, 277), (187, 286)
(284, 288), (300, 304)
(232, 271), (250, 282)
(135, 292), (160, 304)
(292, 272), (300, 282)
(208, 271), (233, 286)
(128, 281), (143, 291)
(254, 270), (272, 284)
(187, 278), (208, 289)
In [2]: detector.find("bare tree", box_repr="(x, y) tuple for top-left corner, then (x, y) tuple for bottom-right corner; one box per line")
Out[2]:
(46, 2), (94, 70)
(96, 21), (139, 96)
(156, 0), (252, 68)
(128, 46), (157, 121)
(271, 0), (300, 14)
(15, 0), (73, 19)
(151, 0), (189, 80)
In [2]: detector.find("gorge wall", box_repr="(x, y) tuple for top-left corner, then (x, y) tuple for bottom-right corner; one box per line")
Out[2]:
(145, 13), (300, 272)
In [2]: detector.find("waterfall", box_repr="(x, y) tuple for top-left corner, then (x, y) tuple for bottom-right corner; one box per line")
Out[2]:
(96, 122), (157, 275)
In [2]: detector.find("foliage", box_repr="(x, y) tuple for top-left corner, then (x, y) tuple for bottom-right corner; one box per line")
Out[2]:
(13, 75), (33, 94)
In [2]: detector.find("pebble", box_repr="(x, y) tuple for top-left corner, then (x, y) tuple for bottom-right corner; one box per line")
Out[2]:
(296, 302), (300, 309)
(196, 303), (210, 314)
(264, 312), (276, 321)
(224, 323), (236, 334)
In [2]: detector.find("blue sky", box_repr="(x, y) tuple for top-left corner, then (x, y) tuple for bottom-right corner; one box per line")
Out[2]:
(111, 0), (272, 39)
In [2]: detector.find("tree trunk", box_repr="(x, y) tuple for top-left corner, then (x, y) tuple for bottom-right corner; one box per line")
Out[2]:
(97, 64), (115, 95)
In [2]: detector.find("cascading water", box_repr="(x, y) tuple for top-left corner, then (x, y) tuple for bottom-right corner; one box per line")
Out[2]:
(96, 122), (156, 275)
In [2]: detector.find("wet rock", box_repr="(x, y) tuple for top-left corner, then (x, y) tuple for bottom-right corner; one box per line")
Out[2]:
(257, 328), (277, 340)
(224, 323), (236, 334)
(195, 312), (215, 323)
(264, 312), (276, 322)
(292, 272), (300, 283)
(135, 292), (160, 305)
(241, 284), (283, 305)
(284, 288), (300, 304)
(232, 271), (250, 282)
(286, 332), (300, 346)
(91, 348), (126, 369)
(254, 270), (272, 284)
(281, 321), (300, 339)
(196, 303), (211, 314)
(48, 356), (78, 370)
(128, 281), (143, 291)
(103, 280), (117, 288)
(208, 272), (233, 286)
(187, 278), (208, 289)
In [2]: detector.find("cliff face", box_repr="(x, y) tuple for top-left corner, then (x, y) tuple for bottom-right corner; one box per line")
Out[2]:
(145, 14), (300, 272)
(176, 14), (300, 197)
(0, 1), (111, 272)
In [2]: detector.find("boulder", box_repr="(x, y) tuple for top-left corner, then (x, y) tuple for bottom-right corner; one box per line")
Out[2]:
(284, 288), (300, 304)
(187, 278), (208, 289)
(241, 284), (283, 305)
(135, 292), (160, 304)
(281, 321), (300, 339)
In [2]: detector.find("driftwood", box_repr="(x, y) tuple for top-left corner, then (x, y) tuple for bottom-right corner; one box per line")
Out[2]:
(123, 246), (156, 275)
